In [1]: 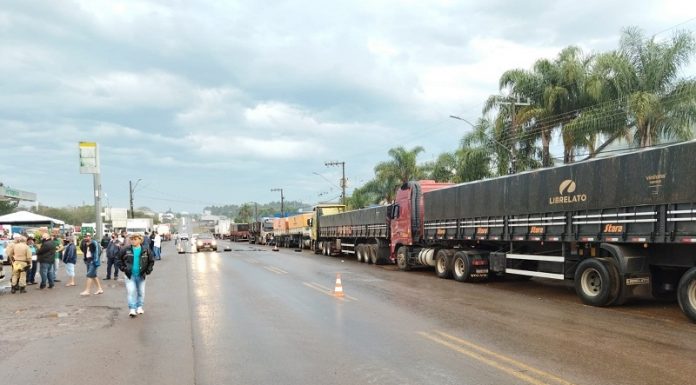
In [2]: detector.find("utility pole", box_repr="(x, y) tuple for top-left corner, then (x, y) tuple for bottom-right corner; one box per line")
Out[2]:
(324, 161), (346, 205)
(495, 95), (530, 174)
(129, 179), (142, 219)
(271, 188), (284, 217)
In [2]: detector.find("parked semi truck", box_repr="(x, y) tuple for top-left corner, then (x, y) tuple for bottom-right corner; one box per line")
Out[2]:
(249, 218), (274, 245)
(312, 141), (696, 322)
(230, 223), (250, 242)
(272, 213), (314, 248)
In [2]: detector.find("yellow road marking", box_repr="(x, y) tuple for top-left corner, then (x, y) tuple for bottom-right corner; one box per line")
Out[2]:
(419, 331), (576, 385)
(269, 266), (288, 274)
(302, 282), (358, 301)
(263, 266), (288, 275)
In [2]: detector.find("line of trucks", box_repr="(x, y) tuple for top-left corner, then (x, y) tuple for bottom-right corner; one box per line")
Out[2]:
(255, 140), (696, 323)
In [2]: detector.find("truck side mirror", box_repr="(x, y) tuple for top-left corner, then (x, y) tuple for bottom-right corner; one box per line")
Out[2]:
(307, 218), (313, 226)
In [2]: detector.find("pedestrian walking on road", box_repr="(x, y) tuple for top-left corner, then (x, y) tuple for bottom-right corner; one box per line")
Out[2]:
(62, 236), (77, 286)
(37, 233), (56, 289)
(153, 232), (162, 260)
(105, 234), (121, 280)
(7, 235), (32, 293)
(26, 237), (38, 285)
(117, 233), (155, 318)
(79, 233), (104, 296)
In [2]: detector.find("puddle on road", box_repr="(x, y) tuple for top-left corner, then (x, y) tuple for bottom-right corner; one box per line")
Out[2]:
(0, 304), (119, 357)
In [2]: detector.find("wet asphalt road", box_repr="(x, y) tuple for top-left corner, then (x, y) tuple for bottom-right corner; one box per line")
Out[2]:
(189, 241), (696, 385)
(2, 240), (695, 385)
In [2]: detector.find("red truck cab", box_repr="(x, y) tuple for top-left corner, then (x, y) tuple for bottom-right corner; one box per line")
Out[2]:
(388, 180), (453, 259)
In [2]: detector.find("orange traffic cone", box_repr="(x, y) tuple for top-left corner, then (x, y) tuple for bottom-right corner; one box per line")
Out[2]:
(333, 273), (344, 297)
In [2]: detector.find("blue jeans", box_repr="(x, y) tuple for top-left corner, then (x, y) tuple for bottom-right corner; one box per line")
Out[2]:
(125, 275), (146, 310)
(154, 246), (161, 260)
(106, 257), (119, 278)
(39, 262), (55, 287)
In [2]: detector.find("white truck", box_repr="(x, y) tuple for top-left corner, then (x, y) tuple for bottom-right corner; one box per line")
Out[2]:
(126, 218), (154, 235)
(215, 219), (231, 239)
(156, 223), (172, 240)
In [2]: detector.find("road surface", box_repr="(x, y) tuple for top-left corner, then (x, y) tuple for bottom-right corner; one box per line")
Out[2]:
(1, 240), (695, 385)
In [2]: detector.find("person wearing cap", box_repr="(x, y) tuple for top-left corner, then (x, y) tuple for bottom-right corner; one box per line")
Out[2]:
(117, 233), (155, 317)
(7, 235), (32, 293)
(37, 233), (57, 289)
(79, 233), (104, 296)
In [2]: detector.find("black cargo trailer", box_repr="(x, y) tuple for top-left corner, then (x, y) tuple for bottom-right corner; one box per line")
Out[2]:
(318, 206), (390, 264)
(418, 140), (696, 322)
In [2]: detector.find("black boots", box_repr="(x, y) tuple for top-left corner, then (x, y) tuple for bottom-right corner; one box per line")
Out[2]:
(10, 285), (27, 293)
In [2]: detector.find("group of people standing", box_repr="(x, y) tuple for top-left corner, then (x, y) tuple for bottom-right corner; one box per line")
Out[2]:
(3, 229), (159, 318)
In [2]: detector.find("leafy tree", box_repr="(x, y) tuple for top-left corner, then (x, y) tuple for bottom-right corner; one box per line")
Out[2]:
(426, 152), (458, 182)
(0, 200), (18, 216)
(235, 203), (253, 223)
(455, 118), (495, 181)
(573, 27), (696, 156)
(374, 146), (428, 185)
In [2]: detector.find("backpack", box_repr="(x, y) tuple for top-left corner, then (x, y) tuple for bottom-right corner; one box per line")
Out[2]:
(92, 240), (102, 267)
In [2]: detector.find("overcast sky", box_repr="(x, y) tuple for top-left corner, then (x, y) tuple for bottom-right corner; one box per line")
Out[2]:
(2, 0), (695, 214)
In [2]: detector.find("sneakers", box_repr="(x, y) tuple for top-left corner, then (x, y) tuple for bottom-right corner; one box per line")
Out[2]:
(104, 277), (111, 280)
(129, 309), (137, 318)
(136, 307), (144, 314)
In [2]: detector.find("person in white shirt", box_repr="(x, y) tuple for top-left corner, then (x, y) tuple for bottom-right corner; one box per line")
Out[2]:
(153, 232), (162, 260)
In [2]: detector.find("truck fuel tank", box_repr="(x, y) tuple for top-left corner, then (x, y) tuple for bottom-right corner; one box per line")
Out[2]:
(415, 248), (437, 266)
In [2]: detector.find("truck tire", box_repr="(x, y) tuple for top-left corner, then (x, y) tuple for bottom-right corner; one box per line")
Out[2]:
(435, 249), (453, 279)
(452, 251), (472, 282)
(574, 258), (619, 307)
(396, 247), (411, 271)
(356, 244), (364, 263)
(368, 245), (378, 265)
(677, 267), (696, 323)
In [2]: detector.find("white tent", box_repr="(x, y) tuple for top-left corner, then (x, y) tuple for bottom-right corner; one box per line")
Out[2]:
(0, 211), (65, 225)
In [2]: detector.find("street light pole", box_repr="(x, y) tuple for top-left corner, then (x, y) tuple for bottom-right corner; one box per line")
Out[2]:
(129, 179), (142, 219)
(449, 115), (517, 174)
(324, 161), (346, 205)
(271, 188), (284, 217)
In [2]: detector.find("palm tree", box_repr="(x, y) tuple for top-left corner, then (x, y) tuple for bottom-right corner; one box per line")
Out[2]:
(425, 152), (458, 183)
(455, 118), (495, 181)
(574, 27), (696, 156)
(374, 146), (427, 185)
(491, 46), (593, 166)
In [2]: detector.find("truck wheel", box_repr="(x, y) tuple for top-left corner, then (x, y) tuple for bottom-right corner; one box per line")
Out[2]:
(369, 245), (378, 265)
(677, 267), (696, 323)
(356, 244), (364, 263)
(435, 249), (453, 279)
(574, 258), (618, 307)
(452, 251), (472, 282)
(396, 247), (411, 271)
